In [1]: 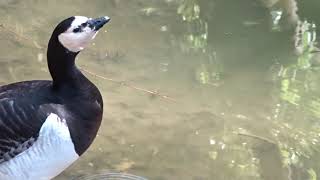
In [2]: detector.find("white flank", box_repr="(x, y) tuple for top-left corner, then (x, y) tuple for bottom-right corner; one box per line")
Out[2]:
(0, 113), (79, 180)
(58, 16), (98, 52)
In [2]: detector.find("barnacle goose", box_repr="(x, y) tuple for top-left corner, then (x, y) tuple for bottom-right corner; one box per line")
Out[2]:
(0, 15), (110, 180)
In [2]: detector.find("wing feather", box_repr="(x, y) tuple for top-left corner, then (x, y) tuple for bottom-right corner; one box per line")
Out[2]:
(0, 81), (52, 163)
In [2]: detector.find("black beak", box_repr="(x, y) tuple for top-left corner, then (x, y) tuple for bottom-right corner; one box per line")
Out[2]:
(88, 16), (110, 31)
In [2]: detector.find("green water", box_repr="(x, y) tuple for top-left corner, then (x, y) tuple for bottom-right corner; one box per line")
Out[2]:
(0, 0), (320, 179)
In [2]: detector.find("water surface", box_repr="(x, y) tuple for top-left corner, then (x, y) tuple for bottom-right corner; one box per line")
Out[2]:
(0, 0), (320, 179)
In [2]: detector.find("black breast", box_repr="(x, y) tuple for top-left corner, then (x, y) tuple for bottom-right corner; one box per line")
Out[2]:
(40, 83), (104, 155)
(60, 90), (103, 155)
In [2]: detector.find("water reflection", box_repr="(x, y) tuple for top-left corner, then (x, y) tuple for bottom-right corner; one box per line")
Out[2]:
(0, 0), (319, 179)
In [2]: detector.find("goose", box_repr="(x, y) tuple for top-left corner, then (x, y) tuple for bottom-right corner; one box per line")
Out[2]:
(0, 15), (110, 180)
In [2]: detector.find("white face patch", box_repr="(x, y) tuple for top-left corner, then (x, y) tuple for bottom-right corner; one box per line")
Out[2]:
(58, 16), (98, 52)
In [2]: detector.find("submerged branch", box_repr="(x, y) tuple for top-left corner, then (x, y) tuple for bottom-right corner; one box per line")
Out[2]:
(0, 22), (177, 103)
(237, 132), (277, 145)
(79, 67), (177, 102)
(0, 23), (45, 49)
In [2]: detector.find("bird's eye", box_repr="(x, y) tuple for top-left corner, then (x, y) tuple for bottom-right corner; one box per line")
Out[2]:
(81, 22), (87, 27)
(73, 27), (82, 33)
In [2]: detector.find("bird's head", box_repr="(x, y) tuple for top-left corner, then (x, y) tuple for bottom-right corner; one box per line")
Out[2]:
(51, 16), (110, 53)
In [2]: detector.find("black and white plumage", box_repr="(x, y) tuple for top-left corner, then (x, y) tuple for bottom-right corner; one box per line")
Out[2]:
(0, 16), (110, 179)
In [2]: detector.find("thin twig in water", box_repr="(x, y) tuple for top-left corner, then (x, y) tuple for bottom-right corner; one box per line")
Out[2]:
(79, 67), (177, 102)
(0, 22), (176, 102)
(236, 132), (276, 145)
(0, 23), (45, 49)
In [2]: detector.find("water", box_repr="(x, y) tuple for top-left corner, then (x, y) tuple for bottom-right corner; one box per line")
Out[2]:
(0, 0), (319, 179)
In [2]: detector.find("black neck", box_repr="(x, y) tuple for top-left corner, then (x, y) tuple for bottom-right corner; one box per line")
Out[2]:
(47, 36), (83, 89)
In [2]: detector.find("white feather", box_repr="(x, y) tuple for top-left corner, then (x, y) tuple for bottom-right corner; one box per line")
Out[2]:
(58, 16), (98, 52)
(0, 113), (79, 180)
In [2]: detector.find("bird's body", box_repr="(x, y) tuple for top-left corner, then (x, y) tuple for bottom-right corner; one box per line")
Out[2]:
(0, 16), (109, 179)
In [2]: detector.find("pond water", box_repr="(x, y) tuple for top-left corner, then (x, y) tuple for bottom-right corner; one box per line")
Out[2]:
(0, 0), (320, 179)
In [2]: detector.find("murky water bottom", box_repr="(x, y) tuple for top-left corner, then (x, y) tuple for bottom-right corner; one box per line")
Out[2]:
(0, 0), (319, 179)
